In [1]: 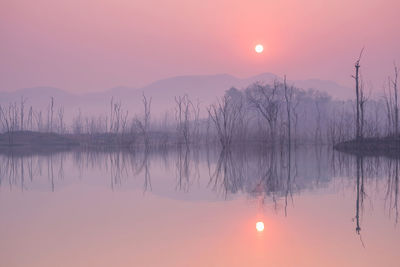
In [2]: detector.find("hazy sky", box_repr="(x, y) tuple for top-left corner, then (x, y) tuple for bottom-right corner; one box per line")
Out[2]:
(1, 0), (399, 93)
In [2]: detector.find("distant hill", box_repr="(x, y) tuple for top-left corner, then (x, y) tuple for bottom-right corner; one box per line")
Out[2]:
(0, 73), (353, 120)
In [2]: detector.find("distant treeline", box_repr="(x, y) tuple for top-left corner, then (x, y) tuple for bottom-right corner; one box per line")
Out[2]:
(0, 63), (398, 148)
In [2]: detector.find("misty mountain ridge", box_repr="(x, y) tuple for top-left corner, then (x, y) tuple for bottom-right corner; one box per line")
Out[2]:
(0, 73), (352, 119)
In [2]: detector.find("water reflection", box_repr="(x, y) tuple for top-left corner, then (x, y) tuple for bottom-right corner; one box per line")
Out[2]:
(0, 146), (399, 232)
(256, 221), (264, 232)
(355, 156), (365, 246)
(1, 146), (400, 266)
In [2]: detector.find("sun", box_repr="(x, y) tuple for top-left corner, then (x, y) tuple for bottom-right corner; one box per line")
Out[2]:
(256, 221), (264, 232)
(255, 44), (264, 53)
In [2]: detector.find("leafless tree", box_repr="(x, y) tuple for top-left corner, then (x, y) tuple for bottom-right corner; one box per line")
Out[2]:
(0, 103), (18, 144)
(284, 76), (294, 146)
(135, 93), (152, 147)
(192, 98), (201, 145)
(34, 110), (44, 132)
(208, 94), (242, 149)
(246, 81), (281, 144)
(383, 64), (400, 137)
(27, 106), (33, 131)
(175, 94), (192, 147)
(72, 109), (83, 134)
(47, 96), (54, 132)
(20, 96), (26, 131)
(57, 107), (65, 134)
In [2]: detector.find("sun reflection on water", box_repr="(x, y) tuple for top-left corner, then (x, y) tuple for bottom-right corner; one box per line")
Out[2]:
(256, 221), (264, 232)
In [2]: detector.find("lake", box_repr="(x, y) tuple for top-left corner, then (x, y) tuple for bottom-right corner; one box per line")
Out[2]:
(0, 145), (399, 266)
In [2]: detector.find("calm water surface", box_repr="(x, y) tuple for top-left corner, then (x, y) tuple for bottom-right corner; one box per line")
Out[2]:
(0, 146), (399, 267)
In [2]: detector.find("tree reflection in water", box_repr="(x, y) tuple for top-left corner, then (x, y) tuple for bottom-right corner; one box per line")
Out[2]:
(0, 146), (399, 236)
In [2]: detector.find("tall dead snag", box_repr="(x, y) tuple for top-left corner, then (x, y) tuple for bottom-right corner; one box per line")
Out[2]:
(352, 48), (364, 140)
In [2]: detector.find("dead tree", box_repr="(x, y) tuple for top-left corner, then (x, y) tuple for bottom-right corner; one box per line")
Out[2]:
(34, 110), (44, 132)
(314, 93), (327, 144)
(246, 81), (281, 144)
(292, 91), (301, 146)
(192, 99), (201, 146)
(383, 64), (399, 137)
(112, 101), (122, 134)
(20, 96), (26, 131)
(48, 97), (54, 132)
(283, 76), (294, 146)
(175, 95), (192, 147)
(352, 48), (364, 140)
(135, 93), (152, 147)
(121, 110), (129, 135)
(225, 87), (248, 143)
(0, 103), (18, 144)
(27, 106), (33, 131)
(57, 107), (65, 134)
(207, 94), (242, 149)
(384, 81), (393, 136)
(72, 109), (83, 134)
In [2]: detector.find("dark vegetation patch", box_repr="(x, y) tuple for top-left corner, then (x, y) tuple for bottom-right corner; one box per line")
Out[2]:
(334, 137), (400, 158)
(0, 131), (79, 147)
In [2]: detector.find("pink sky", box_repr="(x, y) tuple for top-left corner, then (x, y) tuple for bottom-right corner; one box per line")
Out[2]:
(1, 0), (399, 93)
